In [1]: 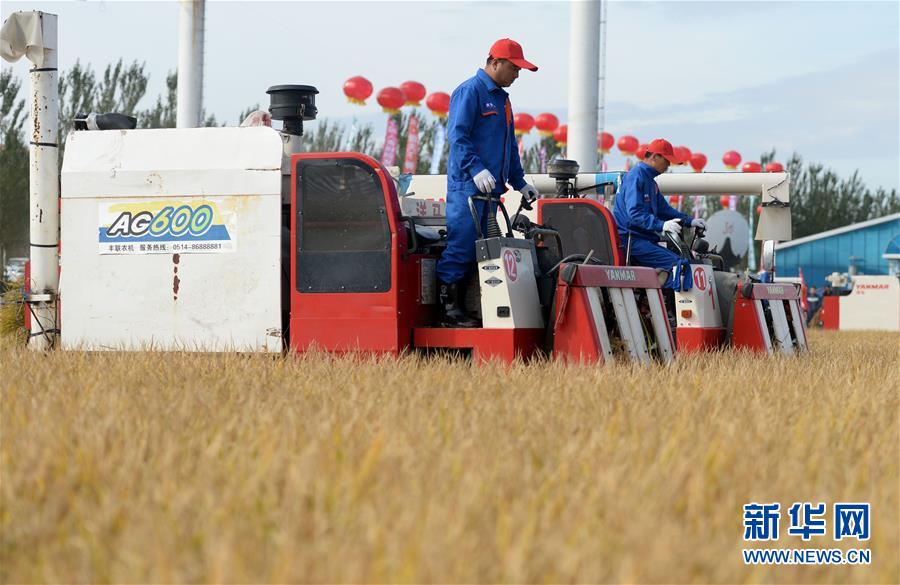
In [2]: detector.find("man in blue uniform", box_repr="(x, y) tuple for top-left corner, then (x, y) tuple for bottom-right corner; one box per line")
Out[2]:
(436, 38), (540, 327)
(612, 138), (706, 289)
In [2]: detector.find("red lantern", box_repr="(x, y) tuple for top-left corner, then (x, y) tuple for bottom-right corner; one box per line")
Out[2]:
(742, 161), (762, 173)
(635, 143), (649, 160)
(756, 205), (763, 215)
(343, 76), (373, 105)
(425, 92), (450, 118)
(722, 150), (742, 169)
(720, 195), (730, 208)
(534, 113), (559, 136)
(399, 81), (426, 106)
(514, 113), (535, 136)
(690, 152), (707, 172)
(553, 124), (568, 147)
(766, 162), (784, 173)
(618, 135), (639, 156)
(377, 87), (406, 114)
(598, 131), (614, 153)
(673, 146), (692, 165)
(668, 196), (679, 206)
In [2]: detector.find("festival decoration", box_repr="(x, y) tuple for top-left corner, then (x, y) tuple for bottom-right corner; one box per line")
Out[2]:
(635, 143), (649, 160)
(381, 117), (400, 167)
(690, 152), (708, 172)
(399, 81), (426, 106)
(514, 113), (535, 136)
(618, 135), (639, 157)
(598, 131), (614, 154)
(377, 87), (406, 114)
(534, 113), (559, 137)
(553, 124), (568, 147)
(425, 92), (450, 118)
(402, 115), (420, 173)
(742, 161), (762, 173)
(673, 146), (692, 165)
(343, 76), (373, 105)
(722, 150), (742, 170)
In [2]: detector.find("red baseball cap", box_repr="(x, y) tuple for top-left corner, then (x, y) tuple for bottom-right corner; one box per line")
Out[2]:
(489, 38), (538, 72)
(646, 138), (679, 163)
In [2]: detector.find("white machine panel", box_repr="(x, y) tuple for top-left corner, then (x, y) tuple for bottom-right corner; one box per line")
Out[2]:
(477, 238), (543, 329)
(675, 264), (723, 329)
(839, 275), (900, 331)
(60, 127), (284, 351)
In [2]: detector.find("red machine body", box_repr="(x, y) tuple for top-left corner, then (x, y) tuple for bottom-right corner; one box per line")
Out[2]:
(289, 152), (425, 354)
(820, 295), (840, 330)
(732, 282), (809, 354)
(552, 263), (674, 364)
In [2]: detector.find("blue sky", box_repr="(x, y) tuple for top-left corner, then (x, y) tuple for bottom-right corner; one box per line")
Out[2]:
(3, 0), (898, 190)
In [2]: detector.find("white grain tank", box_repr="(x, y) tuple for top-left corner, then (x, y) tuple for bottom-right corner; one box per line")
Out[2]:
(59, 126), (284, 351)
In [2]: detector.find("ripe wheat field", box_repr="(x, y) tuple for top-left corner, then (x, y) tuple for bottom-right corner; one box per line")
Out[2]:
(1, 330), (897, 584)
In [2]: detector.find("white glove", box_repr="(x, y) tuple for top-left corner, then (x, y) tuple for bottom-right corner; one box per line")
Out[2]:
(662, 218), (682, 235)
(692, 218), (707, 230)
(473, 169), (496, 193)
(518, 184), (538, 210)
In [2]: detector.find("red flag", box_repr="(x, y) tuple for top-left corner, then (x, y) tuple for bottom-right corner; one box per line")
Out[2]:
(799, 266), (809, 313)
(402, 115), (419, 174)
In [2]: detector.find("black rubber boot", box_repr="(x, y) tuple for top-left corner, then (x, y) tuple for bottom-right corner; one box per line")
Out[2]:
(438, 280), (478, 328)
(663, 288), (678, 343)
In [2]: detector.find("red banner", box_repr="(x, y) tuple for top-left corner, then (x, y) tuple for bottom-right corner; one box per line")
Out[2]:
(381, 117), (399, 168)
(402, 115), (419, 174)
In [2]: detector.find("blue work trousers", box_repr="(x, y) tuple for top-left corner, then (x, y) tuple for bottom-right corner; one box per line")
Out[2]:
(627, 237), (684, 290)
(436, 191), (497, 284)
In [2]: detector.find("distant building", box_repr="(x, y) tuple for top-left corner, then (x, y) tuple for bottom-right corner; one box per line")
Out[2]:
(775, 213), (900, 287)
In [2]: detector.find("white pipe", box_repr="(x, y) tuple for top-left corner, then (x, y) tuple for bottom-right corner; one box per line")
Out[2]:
(597, 0), (608, 165)
(408, 170), (793, 241)
(27, 13), (59, 350)
(176, 0), (205, 128)
(409, 172), (790, 202)
(1, 11), (60, 349)
(566, 0), (601, 172)
(655, 172), (789, 199)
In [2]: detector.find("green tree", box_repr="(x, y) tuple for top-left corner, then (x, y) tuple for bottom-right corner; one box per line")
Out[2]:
(781, 151), (898, 238)
(0, 70), (29, 260)
(58, 59), (150, 147)
(138, 71), (177, 129)
(290, 117), (377, 157)
(138, 71), (218, 129)
(521, 135), (563, 174)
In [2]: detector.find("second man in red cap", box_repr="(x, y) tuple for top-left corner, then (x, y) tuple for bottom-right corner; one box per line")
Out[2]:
(611, 138), (707, 291)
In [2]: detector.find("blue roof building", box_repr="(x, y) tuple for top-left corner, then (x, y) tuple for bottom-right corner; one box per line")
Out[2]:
(775, 213), (900, 287)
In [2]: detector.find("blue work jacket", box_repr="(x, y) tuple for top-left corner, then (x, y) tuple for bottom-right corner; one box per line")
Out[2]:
(446, 69), (527, 196)
(612, 162), (693, 242)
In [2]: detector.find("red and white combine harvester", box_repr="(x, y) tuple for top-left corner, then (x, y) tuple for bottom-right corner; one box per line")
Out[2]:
(817, 272), (900, 332)
(34, 86), (807, 362)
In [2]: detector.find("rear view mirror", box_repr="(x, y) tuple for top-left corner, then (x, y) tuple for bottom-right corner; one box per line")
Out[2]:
(761, 240), (776, 273)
